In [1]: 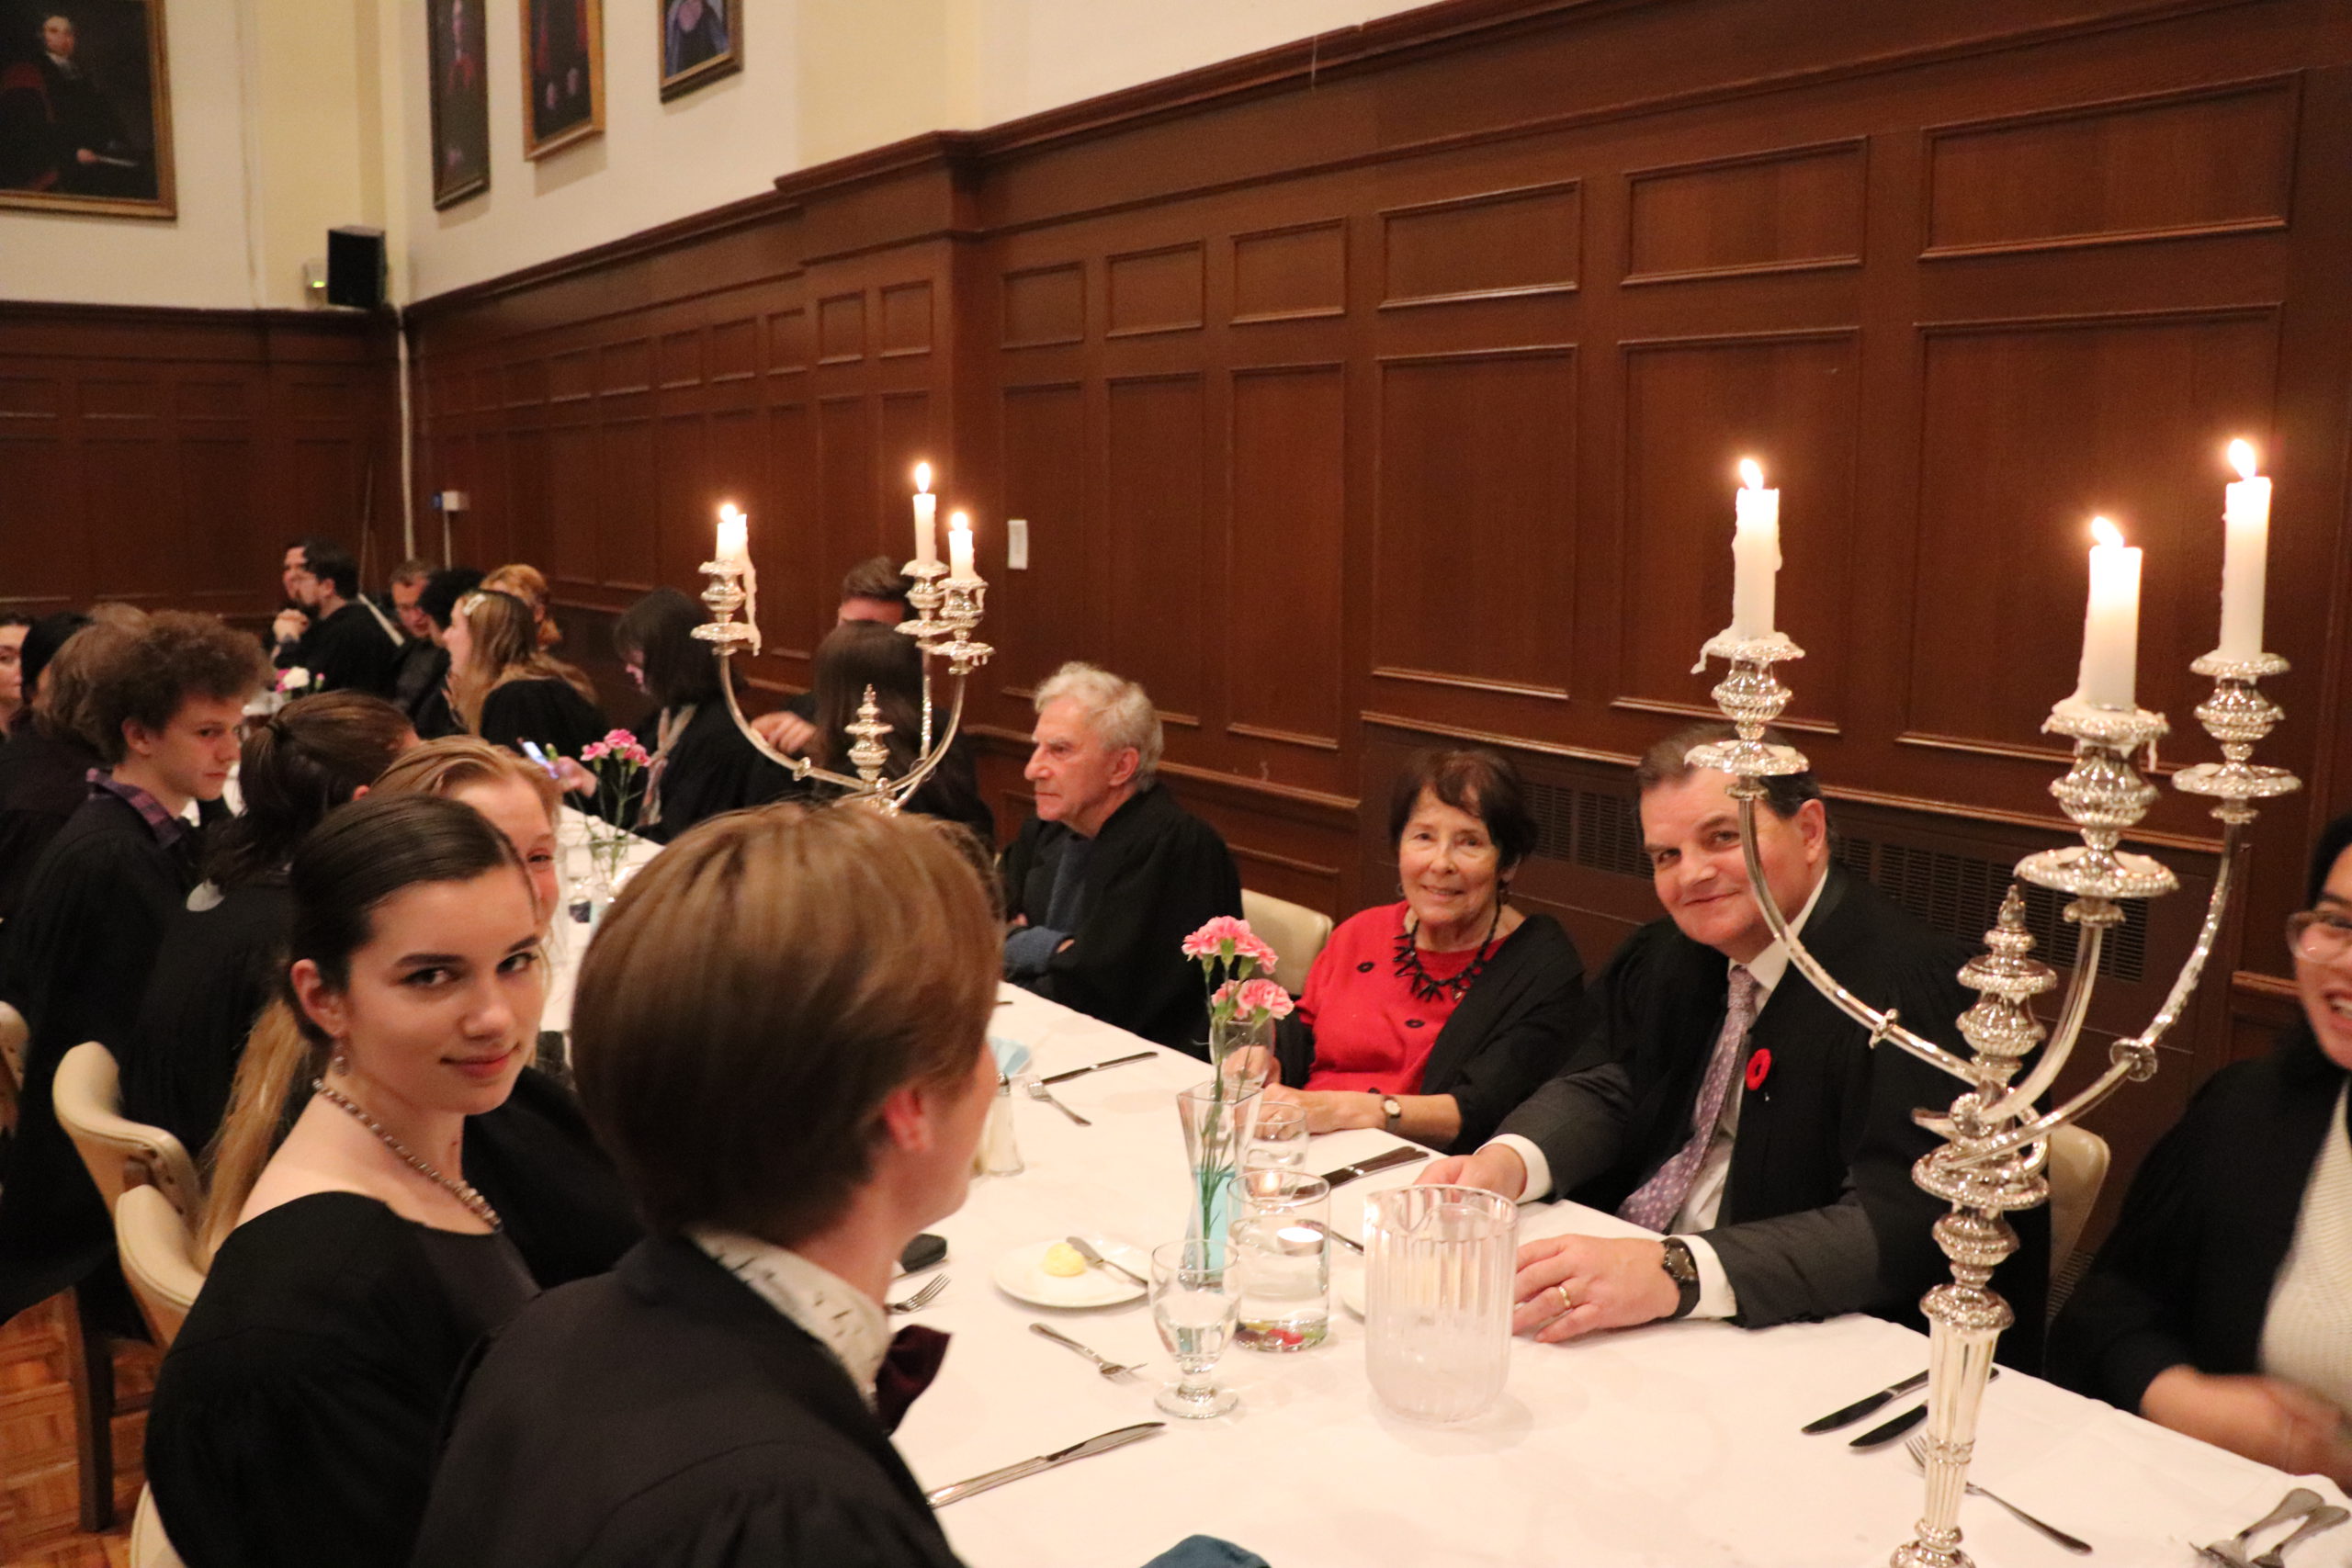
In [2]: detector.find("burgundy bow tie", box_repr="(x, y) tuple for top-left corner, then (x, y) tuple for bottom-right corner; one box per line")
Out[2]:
(876, 1325), (949, 1431)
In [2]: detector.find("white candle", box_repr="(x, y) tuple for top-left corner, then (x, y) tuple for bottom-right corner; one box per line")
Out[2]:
(716, 502), (748, 567)
(2219, 439), (2270, 661)
(1731, 457), (1781, 639)
(947, 510), (976, 581)
(911, 462), (938, 569)
(2076, 516), (2142, 710)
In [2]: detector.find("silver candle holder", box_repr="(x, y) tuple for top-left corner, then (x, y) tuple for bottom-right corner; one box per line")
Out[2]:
(1688, 628), (2297, 1568)
(692, 552), (993, 811)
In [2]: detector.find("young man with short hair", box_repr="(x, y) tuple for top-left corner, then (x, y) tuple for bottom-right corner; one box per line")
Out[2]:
(273, 536), (402, 697)
(751, 556), (915, 756)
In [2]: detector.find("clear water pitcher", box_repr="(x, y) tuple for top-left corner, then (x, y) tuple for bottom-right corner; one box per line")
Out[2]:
(1363, 1183), (1515, 1424)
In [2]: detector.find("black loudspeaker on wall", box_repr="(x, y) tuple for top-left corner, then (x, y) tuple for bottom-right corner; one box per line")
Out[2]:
(326, 226), (388, 311)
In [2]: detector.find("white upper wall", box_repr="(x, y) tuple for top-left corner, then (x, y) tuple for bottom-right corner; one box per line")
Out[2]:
(0, 0), (1437, 310)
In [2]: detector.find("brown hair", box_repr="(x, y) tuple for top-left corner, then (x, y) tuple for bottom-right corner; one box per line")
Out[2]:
(373, 734), (561, 823)
(448, 589), (595, 736)
(482, 562), (561, 649)
(838, 554), (912, 611)
(572, 805), (1000, 1244)
(89, 611), (270, 764)
(809, 619), (922, 774)
(31, 604), (147, 750)
(1633, 721), (1822, 821)
(206, 692), (417, 887)
(1387, 748), (1539, 873)
(390, 557), (436, 590)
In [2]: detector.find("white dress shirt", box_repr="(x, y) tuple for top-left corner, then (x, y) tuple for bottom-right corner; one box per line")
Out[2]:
(690, 1226), (891, 1405)
(1490, 868), (1826, 1320)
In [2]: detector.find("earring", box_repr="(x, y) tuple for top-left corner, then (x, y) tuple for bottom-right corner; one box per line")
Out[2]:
(330, 1047), (350, 1077)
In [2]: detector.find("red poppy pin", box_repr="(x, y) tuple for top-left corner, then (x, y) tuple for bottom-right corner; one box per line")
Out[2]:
(1744, 1046), (1772, 1093)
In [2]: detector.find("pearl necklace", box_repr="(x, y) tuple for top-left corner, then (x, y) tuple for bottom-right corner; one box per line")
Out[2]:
(312, 1079), (503, 1231)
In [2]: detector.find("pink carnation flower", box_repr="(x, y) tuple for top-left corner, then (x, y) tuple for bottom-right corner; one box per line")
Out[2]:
(1233, 976), (1295, 1020)
(1182, 916), (1250, 959)
(581, 740), (610, 762)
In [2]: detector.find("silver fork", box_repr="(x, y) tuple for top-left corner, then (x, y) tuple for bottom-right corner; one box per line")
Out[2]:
(1903, 1434), (2090, 1555)
(2251, 1506), (2349, 1568)
(887, 1274), (949, 1314)
(1029, 1322), (1143, 1378)
(1025, 1078), (1091, 1125)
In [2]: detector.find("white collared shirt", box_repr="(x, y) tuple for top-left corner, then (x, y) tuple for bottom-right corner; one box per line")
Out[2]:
(690, 1227), (891, 1405)
(1490, 866), (1827, 1320)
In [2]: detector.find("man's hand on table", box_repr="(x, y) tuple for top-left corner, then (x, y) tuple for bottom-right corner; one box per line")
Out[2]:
(2141, 1366), (2352, 1485)
(1510, 1235), (1679, 1343)
(1419, 1145), (1528, 1201)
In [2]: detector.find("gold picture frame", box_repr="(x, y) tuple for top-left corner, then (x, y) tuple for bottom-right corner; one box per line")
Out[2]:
(520, 0), (604, 160)
(0, 0), (175, 219)
(658, 0), (738, 102)
(426, 0), (490, 209)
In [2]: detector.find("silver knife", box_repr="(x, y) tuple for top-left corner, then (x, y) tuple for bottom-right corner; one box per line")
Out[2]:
(1849, 1369), (2000, 1449)
(1039, 1051), (1155, 1086)
(924, 1421), (1165, 1507)
(1802, 1369), (1928, 1434)
(1317, 1145), (1430, 1189)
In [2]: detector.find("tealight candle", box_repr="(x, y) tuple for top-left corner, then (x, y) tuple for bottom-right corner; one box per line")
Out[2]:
(2219, 439), (2270, 661)
(2075, 516), (2141, 710)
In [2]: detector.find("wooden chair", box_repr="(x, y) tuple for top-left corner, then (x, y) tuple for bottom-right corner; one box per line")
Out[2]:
(0, 998), (28, 1138)
(1241, 890), (1335, 996)
(130, 1483), (188, 1568)
(2045, 1123), (2112, 1266)
(114, 1182), (206, 1350)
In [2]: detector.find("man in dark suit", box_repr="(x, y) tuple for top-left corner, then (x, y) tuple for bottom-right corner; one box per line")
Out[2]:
(270, 536), (402, 698)
(1423, 723), (2044, 1348)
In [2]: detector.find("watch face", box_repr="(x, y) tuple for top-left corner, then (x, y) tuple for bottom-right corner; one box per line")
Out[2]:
(1661, 1240), (1699, 1284)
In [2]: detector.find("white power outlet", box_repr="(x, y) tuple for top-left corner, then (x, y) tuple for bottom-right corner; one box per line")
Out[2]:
(1007, 517), (1030, 570)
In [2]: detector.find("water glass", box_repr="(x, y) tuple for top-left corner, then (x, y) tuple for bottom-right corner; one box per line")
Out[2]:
(1229, 1168), (1329, 1352)
(1248, 1103), (1309, 1168)
(1363, 1184), (1516, 1424)
(1150, 1240), (1241, 1418)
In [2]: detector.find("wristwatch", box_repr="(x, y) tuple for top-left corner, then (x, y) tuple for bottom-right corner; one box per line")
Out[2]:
(1379, 1094), (1404, 1134)
(1658, 1236), (1702, 1320)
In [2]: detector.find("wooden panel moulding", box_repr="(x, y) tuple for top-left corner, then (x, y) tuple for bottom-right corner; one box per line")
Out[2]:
(550, 348), (596, 402)
(765, 309), (810, 375)
(503, 362), (548, 408)
(1923, 76), (2300, 258)
(878, 282), (935, 357)
(596, 417), (660, 591)
(1614, 331), (1860, 729)
(996, 383), (1091, 700)
(1107, 243), (1206, 338)
(1104, 375), (1208, 725)
(760, 400), (820, 662)
(1227, 364), (1346, 751)
(876, 392), (934, 558)
(818, 293), (867, 364)
(1623, 140), (1868, 284)
(710, 318), (760, 383)
(1231, 221), (1348, 324)
(1906, 309), (2281, 763)
(1372, 347), (1577, 702)
(817, 396), (877, 592)
(660, 331), (706, 389)
(1381, 182), (1580, 309)
(600, 339), (653, 396)
(1001, 264), (1086, 349)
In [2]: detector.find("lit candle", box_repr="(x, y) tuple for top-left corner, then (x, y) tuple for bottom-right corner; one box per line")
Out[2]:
(2076, 516), (2142, 710)
(715, 502), (748, 567)
(2219, 439), (2271, 661)
(911, 463), (938, 570)
(947, 510), (976, 581)
(1732, 457), (1781, 639)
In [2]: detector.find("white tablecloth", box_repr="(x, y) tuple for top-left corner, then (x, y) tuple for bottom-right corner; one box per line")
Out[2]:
(539, 807), (661, 1037)
(898, 986), (2351, 1568)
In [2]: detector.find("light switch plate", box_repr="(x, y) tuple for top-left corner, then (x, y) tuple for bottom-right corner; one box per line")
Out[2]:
(1007, 517), (1030, 570)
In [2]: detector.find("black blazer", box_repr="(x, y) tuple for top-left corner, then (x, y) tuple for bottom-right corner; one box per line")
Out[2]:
(2048, 1030), (2347, 1413)
(1274, 913), (1585, 1154)
(1498, 866), (2048, 1345)
(411, 1235), (967, 1568)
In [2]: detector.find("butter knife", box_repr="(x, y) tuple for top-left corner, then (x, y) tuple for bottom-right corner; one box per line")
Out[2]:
(1039, 1051), (1155, 1085)
(924, 1421), (1165, 1507)
(1849, 1370), (2000, 1449)
(1803, 1369), (1929, 1434)
(1317, 1145), (1430, 1189)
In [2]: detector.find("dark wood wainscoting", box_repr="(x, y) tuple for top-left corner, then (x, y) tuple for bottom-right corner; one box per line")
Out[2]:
(0, 303), (403, 628)
(408, 0), (2352, 1235)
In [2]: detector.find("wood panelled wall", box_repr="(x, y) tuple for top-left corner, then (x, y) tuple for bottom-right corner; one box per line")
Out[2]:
(409, 0), (2352, 1220)
(0, 305), (402, 628)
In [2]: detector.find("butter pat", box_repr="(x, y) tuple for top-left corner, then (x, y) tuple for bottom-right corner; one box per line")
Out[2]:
(1041, 1242), (1087, 1279)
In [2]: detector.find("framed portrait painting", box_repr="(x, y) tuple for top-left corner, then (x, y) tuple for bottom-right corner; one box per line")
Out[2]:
(0, 0), (175, 219)
(425, 0), (489, 209)
(521, 0), (602, 160)
(659, 0), (737, 101)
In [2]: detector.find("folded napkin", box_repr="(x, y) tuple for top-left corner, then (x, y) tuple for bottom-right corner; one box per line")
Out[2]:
(1139, 1537), (1271, 1568)
(990, 1035), (1032, 1077)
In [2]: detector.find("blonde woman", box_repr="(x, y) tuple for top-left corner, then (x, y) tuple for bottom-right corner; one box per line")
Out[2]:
(445, 588), (606, 761)
(481, 561), (562, 649)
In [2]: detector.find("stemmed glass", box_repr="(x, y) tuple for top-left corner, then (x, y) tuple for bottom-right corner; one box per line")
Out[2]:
(1149, 1239), (1240, 1418)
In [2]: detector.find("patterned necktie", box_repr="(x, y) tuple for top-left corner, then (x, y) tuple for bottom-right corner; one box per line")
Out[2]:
(1619, 966), (1762, 1233)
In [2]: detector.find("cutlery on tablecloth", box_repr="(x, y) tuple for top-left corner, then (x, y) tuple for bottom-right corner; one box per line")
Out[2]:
(1317, 1145), (1430, 1189)
(1316, 1222), (1363, 1254)
(2202, 1489), (2328, 1568)
(1848, 1371), (1999, 1450)
(1902, 1434), (2091, 1555)
(2250, 1506), (2348, 1568)
(1064, 1235), (1148, 1289)
(1025, 1079), (1091, 1125)
(923, 1421), (1166, 1507)
(1028, 1322), (1144, 1378)
(1038, 1051), (1155, 1086)
(1802, 1368), (1928, 1433)
(886, 1275), (949, 1314)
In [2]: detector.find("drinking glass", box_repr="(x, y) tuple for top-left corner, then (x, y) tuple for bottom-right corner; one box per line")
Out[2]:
(1248, 1103), (1309, 1168)
(1363, 1184), (1516, 1424)
(1149, 1239), (1241, 1418)
(1229, 1168), (1329, 1352)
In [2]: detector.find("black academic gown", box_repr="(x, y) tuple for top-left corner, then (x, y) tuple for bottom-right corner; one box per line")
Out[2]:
(122, 880), (292, 1157)
(411, 1235), (968, 1568)
(637, 701), (793, 843)
(1001, 784), (1243, 1053)
(480, 677), (606, 761)
(2048, 1029), (2347, 1413)
(1497, 866), (2048, 1351)
(0, 716), (101, 921)
(284, 601), (402, 698)
(0, 789), (206, 1324)
(392, 639), (448, 727)
(1275, 912), (1585, 1154)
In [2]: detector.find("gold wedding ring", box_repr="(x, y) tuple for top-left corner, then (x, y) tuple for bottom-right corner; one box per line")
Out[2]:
(1553, 1282), (1575, 1314)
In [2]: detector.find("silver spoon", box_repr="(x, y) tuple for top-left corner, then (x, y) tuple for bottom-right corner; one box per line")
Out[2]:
(1903, 1434), (2091, 1554)
(1029, 1322), (1143, 1378)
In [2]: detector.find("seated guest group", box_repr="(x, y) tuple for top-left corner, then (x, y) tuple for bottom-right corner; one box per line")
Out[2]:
(0, 543), (2343, 1568)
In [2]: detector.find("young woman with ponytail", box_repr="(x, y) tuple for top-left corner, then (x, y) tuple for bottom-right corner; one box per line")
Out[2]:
(444, 587), (605, 761)
(146, 793), (546, 1568)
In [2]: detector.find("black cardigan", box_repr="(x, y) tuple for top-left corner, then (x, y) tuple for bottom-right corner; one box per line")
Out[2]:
(2048, 1029), (2348, 1413)
(1273, 912), (1585, 1154)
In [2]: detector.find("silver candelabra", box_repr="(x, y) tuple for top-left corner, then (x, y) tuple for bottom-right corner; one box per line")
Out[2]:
(1688, 629), (2298, 1568)
(690, 553), (993, 810)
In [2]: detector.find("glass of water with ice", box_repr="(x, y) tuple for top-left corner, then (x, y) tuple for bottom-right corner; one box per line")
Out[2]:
(1150, 1240), (1241, 1418)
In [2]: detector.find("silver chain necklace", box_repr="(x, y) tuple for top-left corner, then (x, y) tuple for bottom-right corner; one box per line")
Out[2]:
(312, 1079), (502, 1231)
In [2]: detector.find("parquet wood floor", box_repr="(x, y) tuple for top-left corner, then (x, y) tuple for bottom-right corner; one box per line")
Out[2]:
(0, 1296), (146, 1567)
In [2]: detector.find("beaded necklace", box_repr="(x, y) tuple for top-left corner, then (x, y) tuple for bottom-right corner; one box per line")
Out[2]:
(312, 1079), (503, 1231)
(1392, 902), (1504, 1004)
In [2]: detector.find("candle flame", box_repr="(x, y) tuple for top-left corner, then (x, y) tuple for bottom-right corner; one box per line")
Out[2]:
(1737, 457), (1764, 491)
(949, 510), (970, 531)
(718, 502), (741, 522)
(2227, 439), (2257, 480)
(2090, 516), (2123, 548)
(914, 462), (933, 493)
